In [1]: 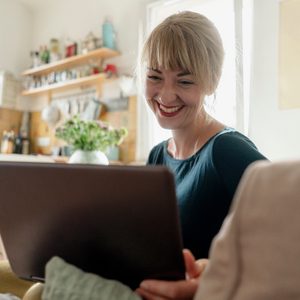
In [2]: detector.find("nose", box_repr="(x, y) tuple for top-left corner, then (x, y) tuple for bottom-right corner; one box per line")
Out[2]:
(157, 82), (177, 105)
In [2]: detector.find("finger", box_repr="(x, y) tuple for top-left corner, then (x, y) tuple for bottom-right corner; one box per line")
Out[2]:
(183, 249), (201, 279)
(139, 279), (198, 299)
(195, 259), (208, 274)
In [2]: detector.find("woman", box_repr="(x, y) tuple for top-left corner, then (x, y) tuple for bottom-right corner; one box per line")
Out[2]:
(140, 10), (266, 259)
(136, 10), (266, 300)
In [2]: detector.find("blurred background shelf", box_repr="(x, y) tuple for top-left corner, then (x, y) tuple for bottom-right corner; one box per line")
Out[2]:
(22, 48), (120, 76)
(21, 73), (106, 96)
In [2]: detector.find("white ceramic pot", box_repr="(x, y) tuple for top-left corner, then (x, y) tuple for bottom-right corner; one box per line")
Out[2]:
(68, 150), (109, 165)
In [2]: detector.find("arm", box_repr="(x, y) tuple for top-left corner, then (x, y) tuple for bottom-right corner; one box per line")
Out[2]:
(135, 249), (208, 300)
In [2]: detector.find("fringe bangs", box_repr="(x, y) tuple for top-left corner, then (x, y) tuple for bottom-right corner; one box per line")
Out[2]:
(146, 25), (194, 74)
(141, 11), (224, 93)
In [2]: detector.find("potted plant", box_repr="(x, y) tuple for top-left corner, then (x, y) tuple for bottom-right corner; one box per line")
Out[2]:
(55, 115), (128, 164)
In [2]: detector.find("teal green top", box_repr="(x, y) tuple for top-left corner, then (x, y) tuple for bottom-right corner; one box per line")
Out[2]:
(147, 128), (266, 258)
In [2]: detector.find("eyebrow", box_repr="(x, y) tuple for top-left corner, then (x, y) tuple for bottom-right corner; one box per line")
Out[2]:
(177, 71), (191, 77)
(148, 68), (191, 77)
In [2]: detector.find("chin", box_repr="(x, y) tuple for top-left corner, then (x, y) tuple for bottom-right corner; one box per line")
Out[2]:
(157, 119), (178, 130)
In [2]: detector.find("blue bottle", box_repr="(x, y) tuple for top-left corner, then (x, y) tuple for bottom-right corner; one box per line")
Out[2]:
(102, 17), (116, 49)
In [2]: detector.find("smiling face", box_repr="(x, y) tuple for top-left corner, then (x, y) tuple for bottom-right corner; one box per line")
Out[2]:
(141, 12), (224, 130)
(146, 67), (206, 130)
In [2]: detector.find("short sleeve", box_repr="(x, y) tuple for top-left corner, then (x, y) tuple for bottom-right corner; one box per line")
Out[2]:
(212, 133), (267, 199)
(146, 142), (165, 165)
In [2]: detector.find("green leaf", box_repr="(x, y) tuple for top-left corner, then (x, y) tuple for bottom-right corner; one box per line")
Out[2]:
(55, 115), (128, 152)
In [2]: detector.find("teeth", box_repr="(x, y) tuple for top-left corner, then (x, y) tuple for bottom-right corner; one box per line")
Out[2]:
(159, 104), (181, 113)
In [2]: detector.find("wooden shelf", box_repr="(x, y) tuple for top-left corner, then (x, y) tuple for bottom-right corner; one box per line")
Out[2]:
(22, 48), (120, 77)
(22, 73), (106, 96)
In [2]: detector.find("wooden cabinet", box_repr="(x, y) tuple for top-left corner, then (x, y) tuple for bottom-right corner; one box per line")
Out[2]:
(21, 47), (120, 99)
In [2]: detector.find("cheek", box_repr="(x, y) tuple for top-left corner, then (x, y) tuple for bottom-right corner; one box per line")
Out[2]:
(145, 97), (156, 112)
(185, 89), (205, 106)
(145, 81), (154, 99)
(144, 83), (155, 110)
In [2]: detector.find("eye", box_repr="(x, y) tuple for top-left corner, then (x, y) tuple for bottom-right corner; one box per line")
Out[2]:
(179, 80), (194, 86)
(147, 75), (162, 81)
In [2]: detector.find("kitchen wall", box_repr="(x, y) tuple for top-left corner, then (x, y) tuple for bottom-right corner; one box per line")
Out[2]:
(249, 0), (300, 160)
(0, 0), (151, 75)
(0, 0), (31, 136)
(2, 0), (151, 112)
(27, 0), (151, 75)
(0, 0), (32, 75)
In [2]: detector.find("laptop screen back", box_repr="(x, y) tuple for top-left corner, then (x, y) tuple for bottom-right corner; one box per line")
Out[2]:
(0, 162), (185, 289)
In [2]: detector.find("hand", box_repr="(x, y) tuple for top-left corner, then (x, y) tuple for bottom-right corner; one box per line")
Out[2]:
(135, 249), (208, 300)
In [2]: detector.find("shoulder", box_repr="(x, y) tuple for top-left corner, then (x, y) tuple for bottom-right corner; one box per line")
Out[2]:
(232, 159), (300, 215)
(147, 140), (167, 164)
(207, 129), (267, 197)
(243, 159), (300, 191)
(211, 130), (267, 164)
(213, 130), (257, 151)
(231, 159), (300, 243)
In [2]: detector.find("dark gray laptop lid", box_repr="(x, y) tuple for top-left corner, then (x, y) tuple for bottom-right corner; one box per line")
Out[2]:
(0, 162), (185, 289)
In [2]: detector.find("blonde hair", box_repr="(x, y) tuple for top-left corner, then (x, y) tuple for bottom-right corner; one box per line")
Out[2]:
(141, 11), (224, 95)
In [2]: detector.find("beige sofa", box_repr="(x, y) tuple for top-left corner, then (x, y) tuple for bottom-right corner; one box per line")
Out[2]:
(0, 235), (5, 261)
(0, 260), (41, 299)
(1, 236), (39, 299)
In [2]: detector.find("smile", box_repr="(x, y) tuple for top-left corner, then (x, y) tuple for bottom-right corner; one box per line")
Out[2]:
(156, 103), (184, 117)
(159, 104), (182, 113)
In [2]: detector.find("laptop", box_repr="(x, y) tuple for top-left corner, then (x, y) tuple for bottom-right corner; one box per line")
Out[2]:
(0, 161), (185, 289)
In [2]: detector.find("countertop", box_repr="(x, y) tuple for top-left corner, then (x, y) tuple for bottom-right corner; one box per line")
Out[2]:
(0, 153), (63, 163)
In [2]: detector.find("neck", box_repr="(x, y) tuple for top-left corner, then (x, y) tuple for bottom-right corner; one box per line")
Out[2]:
(168, 115), (225, 159)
